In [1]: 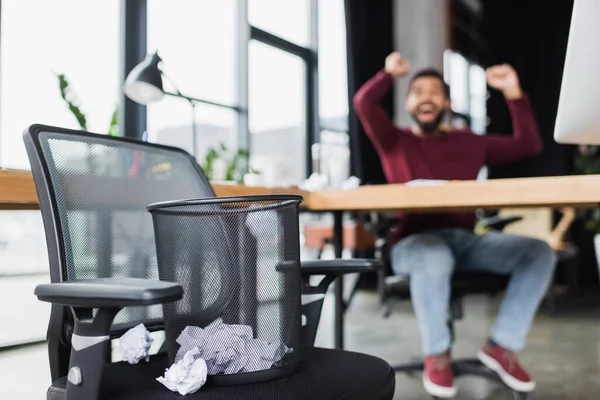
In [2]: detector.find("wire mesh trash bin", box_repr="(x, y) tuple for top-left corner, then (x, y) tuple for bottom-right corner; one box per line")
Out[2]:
(148, 195), (303, 385)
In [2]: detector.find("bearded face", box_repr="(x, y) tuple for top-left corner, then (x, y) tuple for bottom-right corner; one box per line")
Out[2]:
(405, 76), (451, 134)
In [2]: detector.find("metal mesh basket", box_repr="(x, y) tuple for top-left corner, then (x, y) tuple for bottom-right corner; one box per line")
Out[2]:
(148, 195), (303, 385)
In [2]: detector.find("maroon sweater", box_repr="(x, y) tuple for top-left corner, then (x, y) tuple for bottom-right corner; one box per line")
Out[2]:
(354, 70), (543, 239)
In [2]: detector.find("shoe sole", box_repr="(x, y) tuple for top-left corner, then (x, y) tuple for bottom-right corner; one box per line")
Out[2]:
(477, 350), (536, 393)
(422, 375), (457, 398)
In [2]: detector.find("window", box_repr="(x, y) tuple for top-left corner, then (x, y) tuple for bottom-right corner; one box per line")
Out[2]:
(318, 0), (349, 131)
(147, 97), (238, 172)
(469, 64), (488, 134)
(246, 0), (351, 185)
(146, 0), (237, 106)
(248, 40), (306, 187)
(317, 0), (350, 187)
(0, 0), (121, 347)
(146, 0), (239, 166)
(248, 0), (311, 46)
(443, 49), (487, 134)
(0, 0), (121, 169)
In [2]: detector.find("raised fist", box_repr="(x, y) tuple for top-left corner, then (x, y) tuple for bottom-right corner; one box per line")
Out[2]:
(486, 64), (522, 99)
(385, 52), (411, 78)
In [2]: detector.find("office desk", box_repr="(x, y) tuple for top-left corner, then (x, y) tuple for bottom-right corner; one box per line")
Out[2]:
(3, 170), (600, 349)
(3, 170), (600, 211)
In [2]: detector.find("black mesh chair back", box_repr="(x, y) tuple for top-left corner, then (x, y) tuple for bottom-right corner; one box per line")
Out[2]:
(23, 124), (215, 380)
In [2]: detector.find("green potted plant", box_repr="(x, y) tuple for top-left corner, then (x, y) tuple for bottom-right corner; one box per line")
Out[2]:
(201, 143), (255, 184)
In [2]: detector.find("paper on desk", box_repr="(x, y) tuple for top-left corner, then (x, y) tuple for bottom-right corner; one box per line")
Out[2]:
(157, 347), (208, 395)
(340, 176), (360, 190)
(119, 323), (153, 364)
(405, 179), (450, 187)
(299, 173), (328, 191)
(174, 318), (293, 375)
(299, 173), (361, 191)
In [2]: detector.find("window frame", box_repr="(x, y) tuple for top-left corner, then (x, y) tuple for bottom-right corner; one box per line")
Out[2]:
(443, 49), (487, 133)
(247, 0), (319, 179)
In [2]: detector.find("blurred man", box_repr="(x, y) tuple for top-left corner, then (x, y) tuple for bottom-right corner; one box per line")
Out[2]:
(354, 52), (556, 398)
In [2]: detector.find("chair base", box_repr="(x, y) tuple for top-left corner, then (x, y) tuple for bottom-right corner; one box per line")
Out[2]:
(392, 358), (529, 400)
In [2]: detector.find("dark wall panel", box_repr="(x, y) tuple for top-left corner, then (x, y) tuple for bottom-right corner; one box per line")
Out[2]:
(480, 0), (575, 178)
(345, 0), (394, 185)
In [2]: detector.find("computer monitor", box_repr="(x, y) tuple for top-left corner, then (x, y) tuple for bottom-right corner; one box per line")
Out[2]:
(554, 0), (600, 145)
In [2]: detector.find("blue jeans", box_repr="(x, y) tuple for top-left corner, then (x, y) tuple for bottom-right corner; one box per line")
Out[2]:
(392, 228), (557, 356)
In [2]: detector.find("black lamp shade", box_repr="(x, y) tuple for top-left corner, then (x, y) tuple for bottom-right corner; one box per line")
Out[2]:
(123, 52), (165, 105)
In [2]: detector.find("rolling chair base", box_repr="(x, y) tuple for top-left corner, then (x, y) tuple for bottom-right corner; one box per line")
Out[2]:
(391, 358), (529, 400)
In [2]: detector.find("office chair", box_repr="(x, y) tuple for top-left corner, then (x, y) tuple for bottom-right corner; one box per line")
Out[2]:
(23, 124), (395, 400)
(366, 212), (531, 400)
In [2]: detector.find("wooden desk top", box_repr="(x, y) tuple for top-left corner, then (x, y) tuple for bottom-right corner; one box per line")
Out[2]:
(0, 170), (39, 210)
(309, 175), (600, 212)
(0, 170), (309, 210)
(1, 169), (599, 212)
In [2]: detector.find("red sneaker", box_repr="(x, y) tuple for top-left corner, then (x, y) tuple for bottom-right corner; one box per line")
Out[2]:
(478, 344), (535, 392)
(423, 353), (457, 398)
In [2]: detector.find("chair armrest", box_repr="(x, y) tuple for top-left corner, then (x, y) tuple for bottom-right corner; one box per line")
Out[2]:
(299, 259), (381, 347)
(478, 215), (523, 231)
(34, 278), (183, 308)
(35, 278), (183, 400)
(301, 259), (381, 277)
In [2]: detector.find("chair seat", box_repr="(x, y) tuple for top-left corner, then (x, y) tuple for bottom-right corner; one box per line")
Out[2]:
(384, 270), (510, 299)
(47, 347), (395, 400)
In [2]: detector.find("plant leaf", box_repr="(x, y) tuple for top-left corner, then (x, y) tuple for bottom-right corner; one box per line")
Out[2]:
(108, 109), (119, 136)
(56, 73), (87, 130)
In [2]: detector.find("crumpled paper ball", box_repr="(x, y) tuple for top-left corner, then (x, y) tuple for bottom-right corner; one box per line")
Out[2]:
(119, 323), (153, 364)
(175, 318), (293, 375)
(157, 347), (208, 395)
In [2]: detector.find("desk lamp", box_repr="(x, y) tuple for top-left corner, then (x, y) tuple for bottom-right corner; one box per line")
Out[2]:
(124, 51), (238, 157)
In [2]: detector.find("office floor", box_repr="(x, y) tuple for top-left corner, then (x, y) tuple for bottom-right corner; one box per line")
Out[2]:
(2, 289), (600, 399)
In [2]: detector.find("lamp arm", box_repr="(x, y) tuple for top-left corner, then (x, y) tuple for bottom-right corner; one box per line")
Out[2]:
(162, 91), (242, 112)
(160, 70), (193, 106)
(157, 70), (198, 158)
(159, 70), (242, 111)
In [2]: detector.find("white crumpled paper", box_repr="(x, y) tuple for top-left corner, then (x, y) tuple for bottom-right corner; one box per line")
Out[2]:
(299, 173), (361, 191)
(119, 323), (153, 364)
(157, 347), (208, 395)
(174, 318), (292, 375)
(299, 173), (328, 191)
(340, 176), (360, 190)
